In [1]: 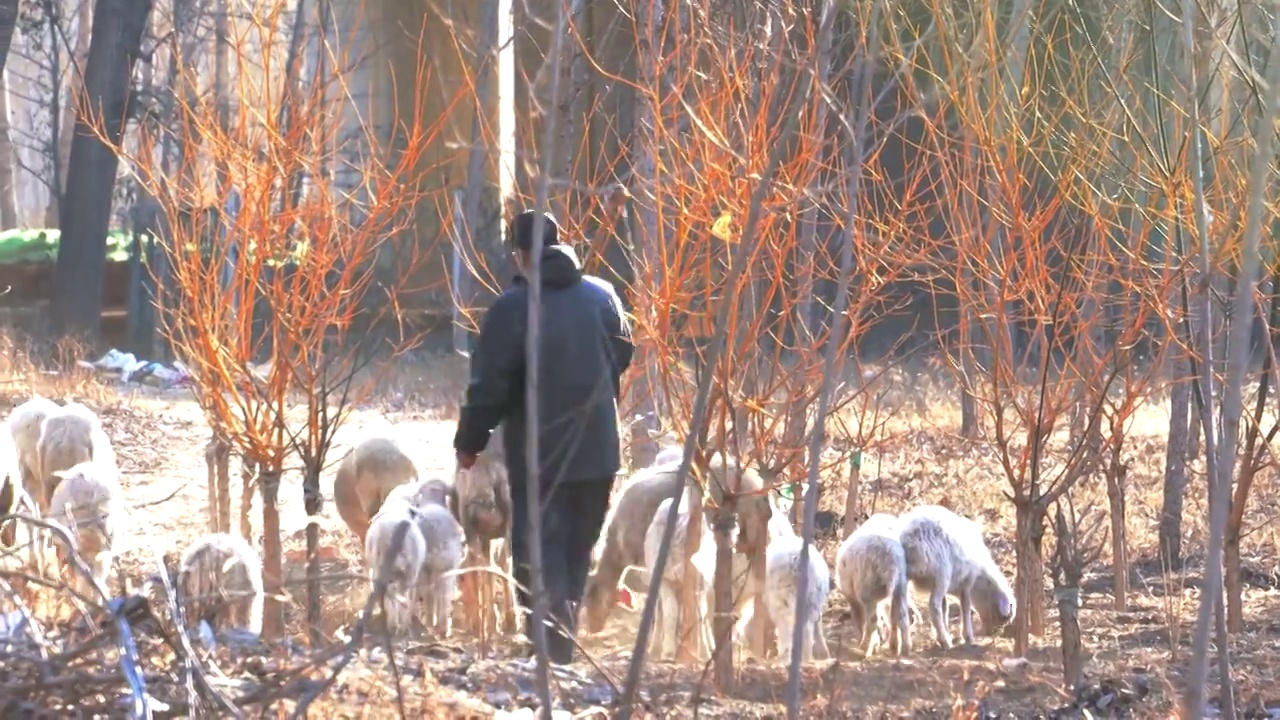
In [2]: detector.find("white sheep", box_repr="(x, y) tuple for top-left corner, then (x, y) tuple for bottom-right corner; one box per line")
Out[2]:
(333, 436), (419, 545)
(176, 532), (264, 636)
(581, 461), (682, 633)
(46, 460), (121, 599)
(383, 479), (465, 637)
(898, 504), (1016, 649)
(653, 445), (684, 467)
(836, 512), (911, 657)
(36, 402), (117, 513)
(0, 431), (43, 574)
(5, 396), (59, 501)
(452, 431), (517, 636)
(643, 489), (722, 661)
(762, 501), (831, 664)
(364, 503), (429, 636)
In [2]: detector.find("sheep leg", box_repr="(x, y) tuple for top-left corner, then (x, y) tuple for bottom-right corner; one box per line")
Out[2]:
(657, 583), (680, 660)
(959, 589), (976, 645)
(499, 539), (518, 634)
(891, 588), (912, 657)
(927, 587), (953, 649)
(812, 617), (830, 661)
(436, 574), (455, 638)
(853, 599), (877, 656)
(696, 590), (714, 661)
(774, 609), (795, 665)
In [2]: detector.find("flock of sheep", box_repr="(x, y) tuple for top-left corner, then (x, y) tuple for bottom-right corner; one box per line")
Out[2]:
(0, 396), (1019, 665)
(578, 446), (1019, 663)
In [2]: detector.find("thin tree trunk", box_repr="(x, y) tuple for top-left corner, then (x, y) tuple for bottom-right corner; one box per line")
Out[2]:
(1013, 499), (1046, 655)
(258, 466), (284, 638)
(51, 0), (152, 341)
(45, 0), (93, 227)
(1160, 359), (1191, 570)
(1105, 436), (1128, 610)
(0, 70), (18, 229)
(304, 464), (322, 644)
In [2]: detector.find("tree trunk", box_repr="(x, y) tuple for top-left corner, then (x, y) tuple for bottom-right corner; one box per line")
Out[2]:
(1013, 498), (1046, 655)
(842, 450), (862, 539)
(0, 0), (17, 80)
(0, 70), (18, 229)
(258, 466), (284, 638)
(239, 455), (256, 541)
(304, 463), (323, 645)
(711, 506), (736, 690)
(45, 0), (93, 227)
(1105, 442), (1128, 611)
(1160, 368), (1192, 570)
(51, 0), (152, 341)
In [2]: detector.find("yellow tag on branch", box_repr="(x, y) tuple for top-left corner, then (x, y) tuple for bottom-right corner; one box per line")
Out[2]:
(711, 212), (736, 243)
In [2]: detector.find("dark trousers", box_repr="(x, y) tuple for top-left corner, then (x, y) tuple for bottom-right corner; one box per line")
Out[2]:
(509, 477), (614, 664)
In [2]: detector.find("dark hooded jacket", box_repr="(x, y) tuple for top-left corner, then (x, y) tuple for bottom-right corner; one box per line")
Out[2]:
(453, 244), (634, 487)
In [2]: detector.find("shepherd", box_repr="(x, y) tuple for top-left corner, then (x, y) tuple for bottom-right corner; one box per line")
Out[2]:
(453, 209), (635, 664)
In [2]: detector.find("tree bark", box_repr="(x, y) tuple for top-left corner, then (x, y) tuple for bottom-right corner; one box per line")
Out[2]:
(1105, 440), (1128, 611)
(304, 463), (322, 645)
(1160, 364), (1191, 570)
(51, 0), (152, 341)
(1013, 499), (1046, 655)
(45, 0), (94, 227)
(0, 70), (19, 229)
(258, 466), (284, 639)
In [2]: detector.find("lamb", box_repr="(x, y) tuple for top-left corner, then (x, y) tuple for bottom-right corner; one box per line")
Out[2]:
(5, 396), (59, 501)
(176, 532), (264, 636)
(36, 402), (117, 513)
(383, 478), (465, 637)
(836, 512), (911, 657)
(898, 504), (1016, 649)
(364, 502), (429, 636)
(762, 499), (831, 664)
(643, 489), (724, 661)
(333, 436), (419, 545)
(46, 460), (122, 599)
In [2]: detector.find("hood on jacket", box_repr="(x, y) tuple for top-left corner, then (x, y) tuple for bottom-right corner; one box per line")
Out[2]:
(513, 244), (583, 290)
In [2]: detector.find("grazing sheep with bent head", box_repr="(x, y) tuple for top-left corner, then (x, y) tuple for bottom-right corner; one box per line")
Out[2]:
(46, 460), (121, 599)
(836, 512), (911, 657)
(333, 436), (418, 545)
(177, 532), (264, 636)
(452, 429), (516, 638)
(762, 499), (831, 664)
(581, 461), (682, 634)
(383, 478), (465, 637)
(899, 504), (1016, 648)
(364, 503), (428, 636)
(37, 402), (116, 514)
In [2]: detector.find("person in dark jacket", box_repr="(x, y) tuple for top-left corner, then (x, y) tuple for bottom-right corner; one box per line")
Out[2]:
(453, 209), (634, 664)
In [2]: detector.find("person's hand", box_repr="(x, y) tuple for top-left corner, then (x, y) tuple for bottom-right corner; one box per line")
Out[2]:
(456, 451), (478, 470)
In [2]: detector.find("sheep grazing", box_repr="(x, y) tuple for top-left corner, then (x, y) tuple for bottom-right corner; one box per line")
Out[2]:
(582, 461), (682, 634)
(452, 429), (516, 638)
(332, 436), (419, 545)
(383, 479), (465, 637)
(898, 504), (1016, 649)
(6, 396), (59, 501)
(364, 503), (429, 636)
(836, 512), (912, 657)
(0, 431), (42, 574)
(46, 460), (122, 599)
(643, 490), (723, 661)
(36, 402), (116, 513)
(176, 532), (264, 636)
(762, 500), (832, 664)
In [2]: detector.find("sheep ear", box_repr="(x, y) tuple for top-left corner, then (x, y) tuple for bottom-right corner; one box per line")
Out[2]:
(50, 469), (69, 480)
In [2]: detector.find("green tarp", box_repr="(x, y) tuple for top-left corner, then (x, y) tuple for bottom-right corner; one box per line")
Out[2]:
(0, 229), (134, 265)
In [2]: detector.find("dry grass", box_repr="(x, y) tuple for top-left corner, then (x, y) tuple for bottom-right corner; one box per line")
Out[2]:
(2, 330), (1279, 716)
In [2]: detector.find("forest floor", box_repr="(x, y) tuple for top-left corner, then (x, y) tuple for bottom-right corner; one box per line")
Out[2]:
(3, 342), (1280, 718)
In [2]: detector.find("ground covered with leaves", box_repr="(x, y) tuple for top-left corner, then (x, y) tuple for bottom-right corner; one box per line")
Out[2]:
(4, 352), (1280, 717)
